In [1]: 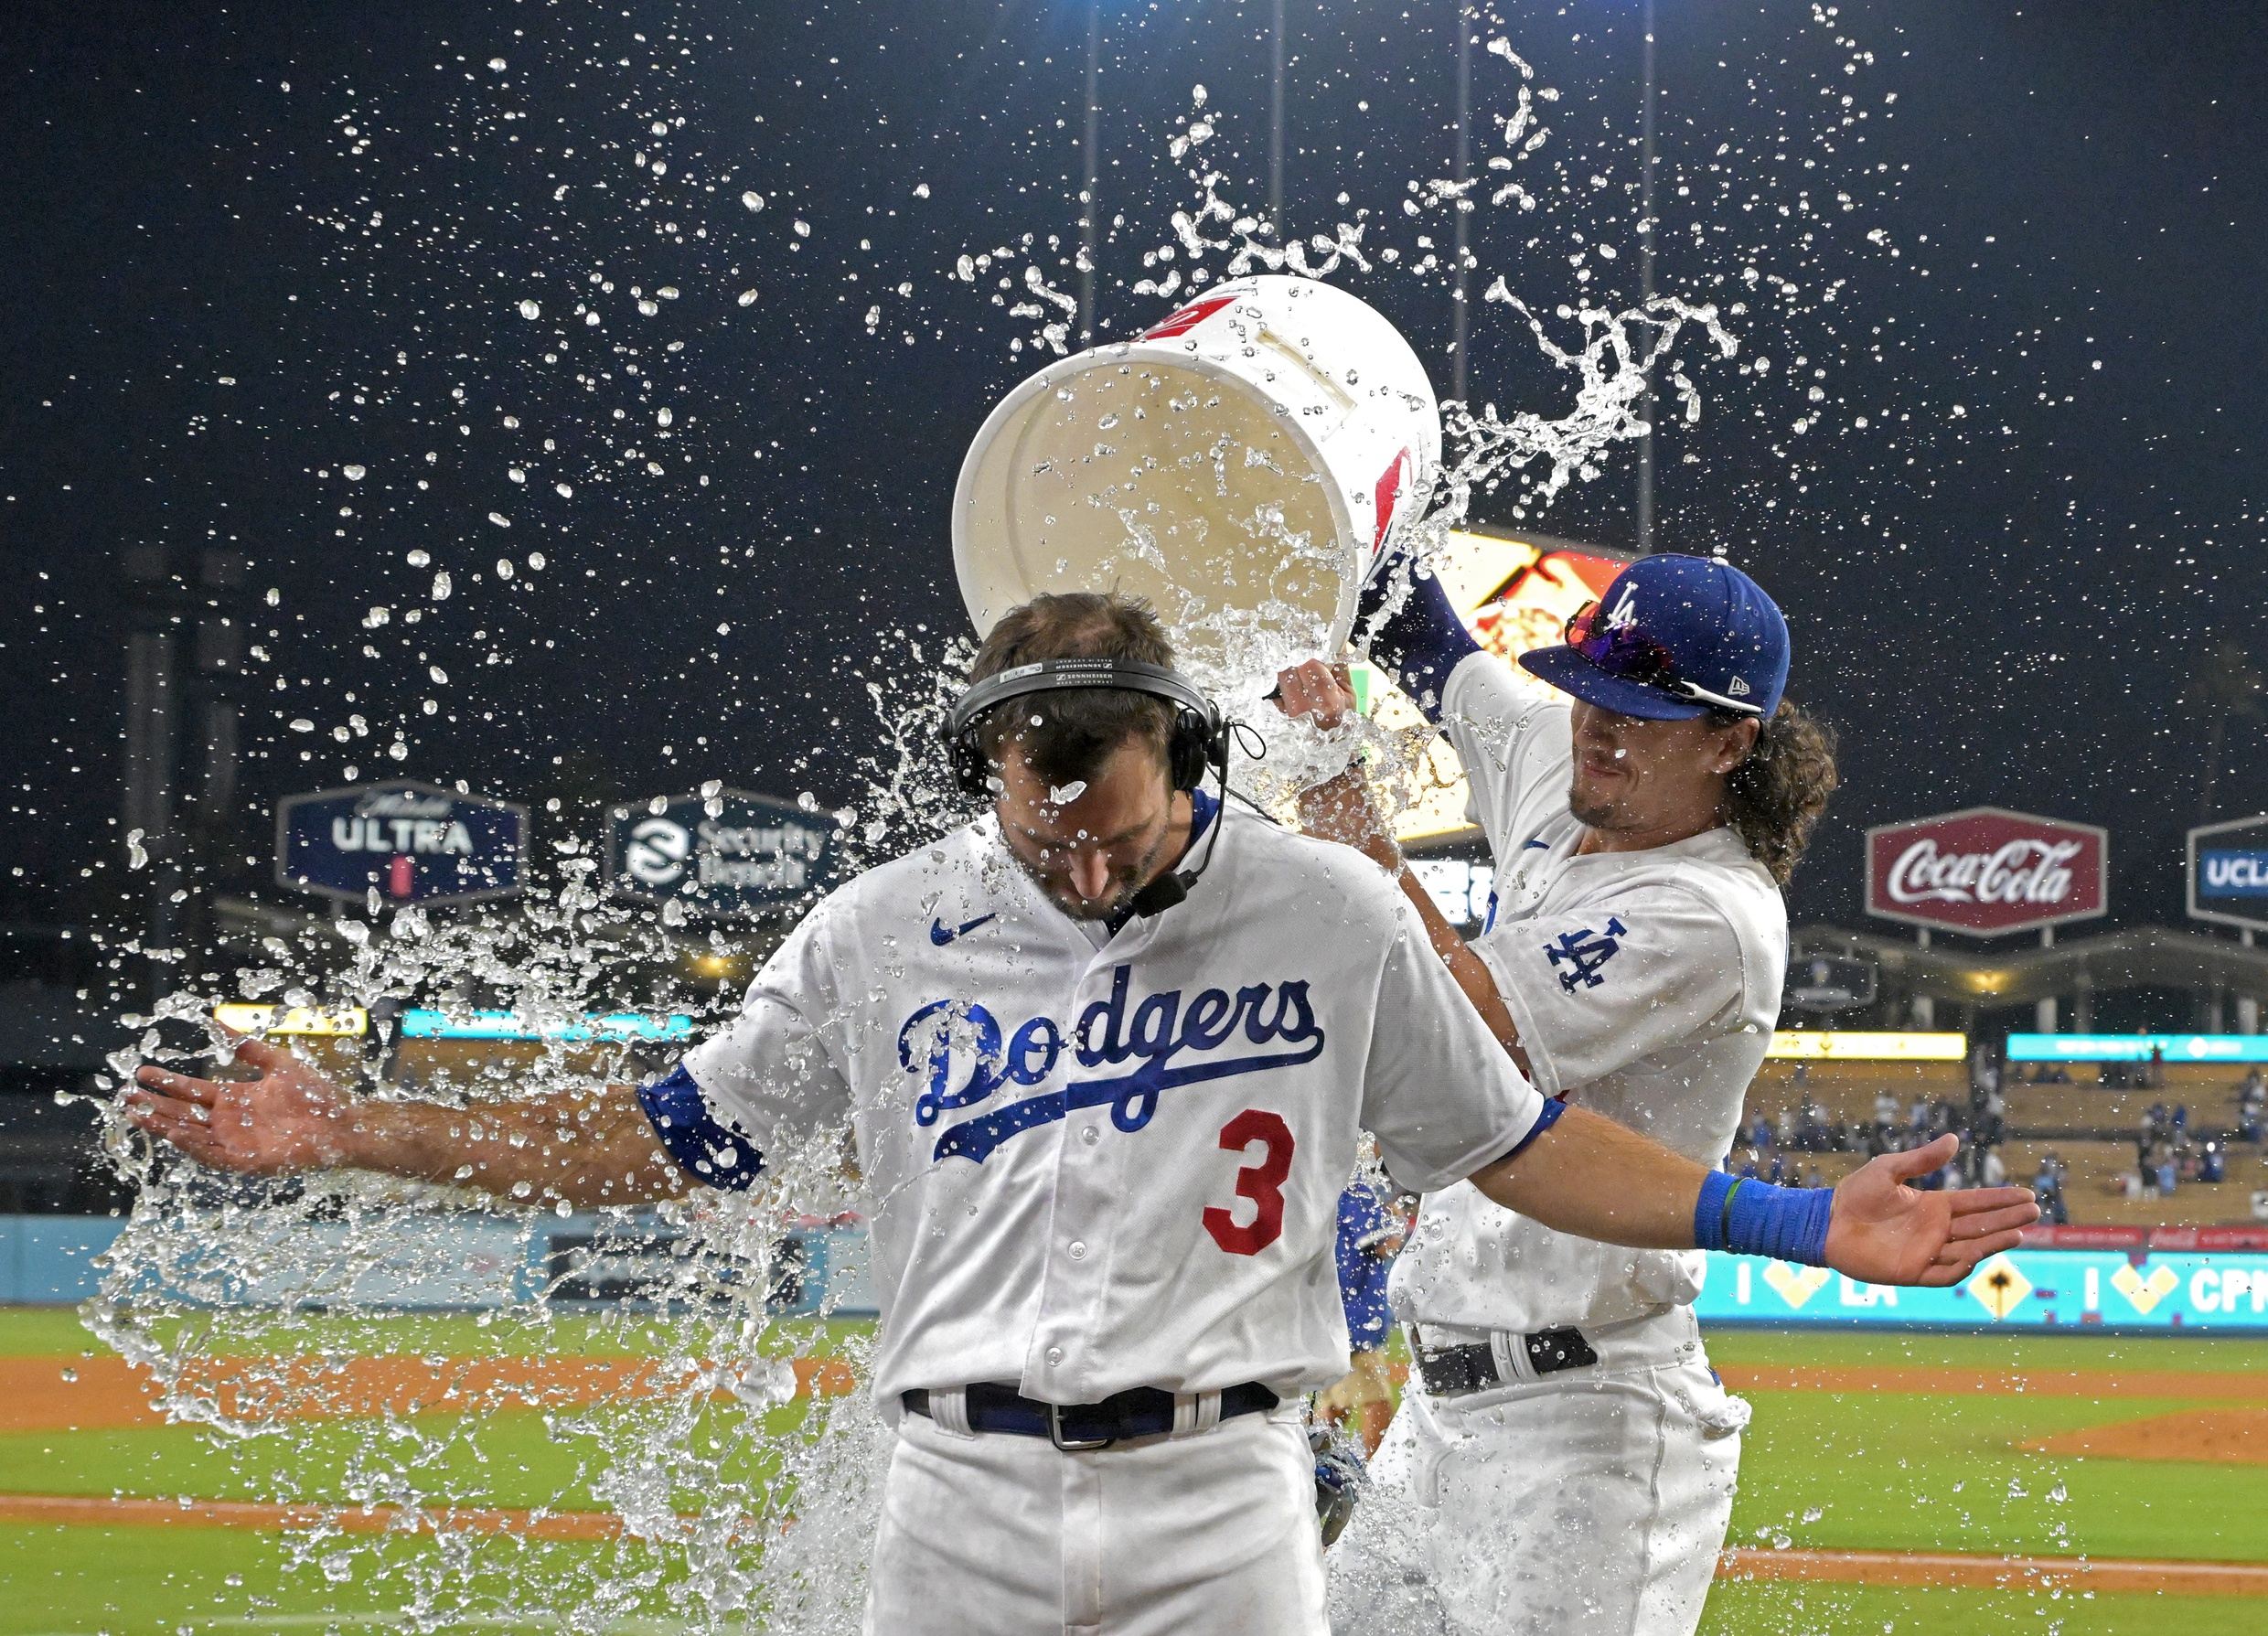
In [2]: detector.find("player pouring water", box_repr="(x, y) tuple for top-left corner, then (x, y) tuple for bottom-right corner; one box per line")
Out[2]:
(1277, 551), (1856, 1636)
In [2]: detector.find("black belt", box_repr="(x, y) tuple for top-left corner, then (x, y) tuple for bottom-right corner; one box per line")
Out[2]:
(903, 1381), (1278, 1451)
(1412, 1325), (1599, 1395)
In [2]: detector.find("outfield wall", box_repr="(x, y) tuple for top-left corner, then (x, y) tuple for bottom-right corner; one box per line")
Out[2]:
(0, 1213), (879, 1316)
(5, 1214), (2264, 1332)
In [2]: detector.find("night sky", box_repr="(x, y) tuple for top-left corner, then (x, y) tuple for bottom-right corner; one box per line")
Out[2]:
(3, 0), (2263, 961)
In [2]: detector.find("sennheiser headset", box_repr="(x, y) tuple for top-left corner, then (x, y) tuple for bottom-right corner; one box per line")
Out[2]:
(941, 658), (1235, 916)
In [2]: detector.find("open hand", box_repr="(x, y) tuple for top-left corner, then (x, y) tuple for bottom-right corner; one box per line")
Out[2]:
(1824, 1134), (2040, 1287)
(124, 1034), (358, 1175)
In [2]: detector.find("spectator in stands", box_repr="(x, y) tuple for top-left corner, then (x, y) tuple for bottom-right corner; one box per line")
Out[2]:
(1873, 1090), (1899, 1130)
(2200, 1139), (2228, 1184)
(1801, 1162), (1825, 1190)
(2148, 1043), (2167, 1089)
(1749, 1113), (1774, 1154)
(2239, 1071), (2267, 1146)
(1980, 1147), (2007, 1189)
(1775, 1107), (1798, 1150)
(1909, 1094), (1931, 1131)
(2034, 1153), (2070, 1225)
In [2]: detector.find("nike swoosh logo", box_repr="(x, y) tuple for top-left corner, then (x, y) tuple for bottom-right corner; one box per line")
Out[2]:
(929, 913), (997, 946)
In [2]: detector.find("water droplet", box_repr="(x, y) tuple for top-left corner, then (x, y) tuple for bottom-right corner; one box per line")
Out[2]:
(487, 511), (511, 528)
(741, 191), (765, 211)
(526, 551), (546, 571)
(289, 719), (314, 732)
(519, 299), (541, 320)
(487, 58), (506, 71)
(737, 289), (759, 306)
(657, 407), (673, 426)
(342, 464), (366, 481)
(496, 558), (515, 580)
(431, 572), (452, 601)
(407, 549), (430, 568)
(554, 482), (573, 498)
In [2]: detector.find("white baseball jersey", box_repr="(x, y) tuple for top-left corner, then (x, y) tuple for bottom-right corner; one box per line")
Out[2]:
(1388, 653), (1789, 1334)
(678, 796), (1547, 1408)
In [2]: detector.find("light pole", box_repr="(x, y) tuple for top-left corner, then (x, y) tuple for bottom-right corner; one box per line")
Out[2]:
(1451, 5), (1472, 405)
(1269, 0), (1287, 241)
(1077, 0), (1102, 344)
(1636, 0), (1658, 553)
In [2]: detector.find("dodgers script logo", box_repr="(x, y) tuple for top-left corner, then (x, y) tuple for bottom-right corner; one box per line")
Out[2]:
(1545, 918), (1627, 993)
(895, 965), (1326, 1165)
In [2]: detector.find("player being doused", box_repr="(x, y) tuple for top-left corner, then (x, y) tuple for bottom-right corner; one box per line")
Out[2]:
(130, 592), (2033, 1636)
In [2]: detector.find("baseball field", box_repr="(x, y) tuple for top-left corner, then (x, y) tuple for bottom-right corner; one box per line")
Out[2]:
(0, 1307), (2261, 1634)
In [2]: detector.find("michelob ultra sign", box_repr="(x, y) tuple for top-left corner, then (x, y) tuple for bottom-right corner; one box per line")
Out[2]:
(1865, 806), (2107, 936)
(276, 780), (530, 905)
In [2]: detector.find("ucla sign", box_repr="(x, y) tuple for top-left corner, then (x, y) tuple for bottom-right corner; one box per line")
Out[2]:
(276, 781), (529, 905)
(2190, 813), (2268, 935)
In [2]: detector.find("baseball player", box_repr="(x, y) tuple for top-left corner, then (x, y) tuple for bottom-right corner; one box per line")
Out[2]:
(129, 591), (2032, 1636)
(1275, 552), (1853, 1635)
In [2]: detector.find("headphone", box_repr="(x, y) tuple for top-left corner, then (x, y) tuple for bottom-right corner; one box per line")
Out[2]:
(941, 658), (1235, 917)
(943, 658), (1229, 799)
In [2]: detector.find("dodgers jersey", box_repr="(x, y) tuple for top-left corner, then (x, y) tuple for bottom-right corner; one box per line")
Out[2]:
(1389, 653), (1789, 1334)
(675, 797), (1546, 1408)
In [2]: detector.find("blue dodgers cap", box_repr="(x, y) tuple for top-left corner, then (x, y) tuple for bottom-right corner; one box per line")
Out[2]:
(1519, 554), (1790, 722)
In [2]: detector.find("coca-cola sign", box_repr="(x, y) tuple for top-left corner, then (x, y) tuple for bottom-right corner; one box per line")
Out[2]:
(1866, 807), (2108, 936)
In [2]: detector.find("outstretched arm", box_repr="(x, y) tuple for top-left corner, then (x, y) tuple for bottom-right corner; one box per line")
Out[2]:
(126, 1036), (693, 1210)
(1469, 1107), (2039, 1287)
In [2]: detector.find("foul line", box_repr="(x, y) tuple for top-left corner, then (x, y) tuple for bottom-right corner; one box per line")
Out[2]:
(1720, 1545), (2268, 1599)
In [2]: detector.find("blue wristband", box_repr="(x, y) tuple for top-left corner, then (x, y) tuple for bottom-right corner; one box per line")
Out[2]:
(1694, 1170), (1834, 1265)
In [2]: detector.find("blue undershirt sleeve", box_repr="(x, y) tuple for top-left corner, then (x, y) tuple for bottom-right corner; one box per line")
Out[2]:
(635, 1063), (766, 1191)
(1357, 562), (1482, 726)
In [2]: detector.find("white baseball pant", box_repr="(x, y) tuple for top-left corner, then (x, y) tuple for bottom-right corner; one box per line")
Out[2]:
(864, 1400), (1326, 1635)
(1326, 1308), (1748, 1636)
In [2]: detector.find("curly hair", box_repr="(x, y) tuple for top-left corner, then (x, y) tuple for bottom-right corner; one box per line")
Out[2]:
(1716, 699), (1839, 885)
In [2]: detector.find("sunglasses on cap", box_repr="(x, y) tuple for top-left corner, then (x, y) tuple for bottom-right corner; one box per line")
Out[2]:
(1561, 598), (1765, 717)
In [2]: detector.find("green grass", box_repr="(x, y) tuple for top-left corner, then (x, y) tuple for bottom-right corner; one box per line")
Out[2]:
(2, 1310), (2265, 1632)
(1706, 1324), (2268, 1566)
(1698, 1581), (2268, 1636)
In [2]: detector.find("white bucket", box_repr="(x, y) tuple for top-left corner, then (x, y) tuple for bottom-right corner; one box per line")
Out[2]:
(951, 274), (1440, 682)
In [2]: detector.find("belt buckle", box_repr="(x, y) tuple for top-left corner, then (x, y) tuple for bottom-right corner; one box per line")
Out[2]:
(1047, 1400), (1117, 1453)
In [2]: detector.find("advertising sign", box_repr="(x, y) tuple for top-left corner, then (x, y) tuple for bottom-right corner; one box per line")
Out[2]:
(2188, 813), (2268, 935)
(1763, 1032), (1965, 1062)
(1865, 806), (2108, 936)
(276, 781), (529, 905)
(1692, 1246), (2268, 1332)
(2007, 1032), (2268, 1064)
(1780, 955), (1877, 1013)
(605, 789), (839, 918)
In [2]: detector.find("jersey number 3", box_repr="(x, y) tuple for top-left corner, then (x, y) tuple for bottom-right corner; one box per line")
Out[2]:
(1203, 1109), (1295, 1256)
